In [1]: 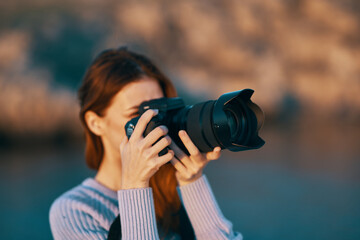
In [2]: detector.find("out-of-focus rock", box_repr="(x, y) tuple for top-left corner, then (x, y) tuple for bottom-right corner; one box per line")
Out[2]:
(0, 0), (359, 141)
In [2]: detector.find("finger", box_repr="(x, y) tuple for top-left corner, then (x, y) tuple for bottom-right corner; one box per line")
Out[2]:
(130, 109), (158, 140)
(178, 130), (201, 157)
(169, 141), (188, 162)
(149, 135), (171, 156)
(170, 141), (197, 172)
(206, 146), (221, 160)
(143, 125), (168, 148)
(170, 156), (187, 173)
(119, 136), (128, 152)
(155, 150), (174, 167)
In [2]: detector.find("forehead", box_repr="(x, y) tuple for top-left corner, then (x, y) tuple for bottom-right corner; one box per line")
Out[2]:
(113, 77), (164, 109)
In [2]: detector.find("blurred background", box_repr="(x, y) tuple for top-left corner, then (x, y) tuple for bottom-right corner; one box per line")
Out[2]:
(0, 0), (359, 239)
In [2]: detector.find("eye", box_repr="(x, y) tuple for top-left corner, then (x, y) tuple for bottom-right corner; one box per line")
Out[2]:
(129, 110), (139, 117)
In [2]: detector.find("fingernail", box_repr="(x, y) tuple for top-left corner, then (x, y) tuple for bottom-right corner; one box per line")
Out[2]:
(153, 109), (159, 115)
(179, 130), (185, 137)
(161, 125), (168, 132)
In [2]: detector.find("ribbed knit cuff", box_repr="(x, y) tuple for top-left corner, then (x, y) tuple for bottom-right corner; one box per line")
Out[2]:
(118, 188), (159, 240)
(177, 175), (235, 239)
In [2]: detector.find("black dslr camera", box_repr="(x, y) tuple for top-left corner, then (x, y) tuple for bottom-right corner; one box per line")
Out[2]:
(125, 89), (265, 155)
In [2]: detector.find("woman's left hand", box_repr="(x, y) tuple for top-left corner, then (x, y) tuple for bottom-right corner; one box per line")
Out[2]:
(170, 130), (221, 186)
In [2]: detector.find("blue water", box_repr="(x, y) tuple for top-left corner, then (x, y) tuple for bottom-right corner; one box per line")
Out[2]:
(0, 127), (359, 240)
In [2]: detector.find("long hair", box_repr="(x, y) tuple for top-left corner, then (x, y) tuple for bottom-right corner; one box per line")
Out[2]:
(78, 47), (182, 236)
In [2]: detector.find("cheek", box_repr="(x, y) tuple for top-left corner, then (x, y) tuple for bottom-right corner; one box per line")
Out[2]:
(105, 116), (128, 149)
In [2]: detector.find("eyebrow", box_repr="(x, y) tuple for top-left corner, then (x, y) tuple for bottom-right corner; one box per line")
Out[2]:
(126, 105), (140, 111)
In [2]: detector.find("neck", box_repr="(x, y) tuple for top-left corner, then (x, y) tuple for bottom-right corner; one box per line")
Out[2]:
(95, 148), (122, 191)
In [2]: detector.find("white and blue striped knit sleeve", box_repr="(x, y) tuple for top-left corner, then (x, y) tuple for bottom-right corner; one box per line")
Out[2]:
(177, 175), (243, 240)
(117, 187), (159, 240)
(49, 197), (109, 240)
(49, 187), (159, 240)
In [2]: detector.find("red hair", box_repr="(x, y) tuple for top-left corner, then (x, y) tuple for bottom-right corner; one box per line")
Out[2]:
(78, 47), (182, 236)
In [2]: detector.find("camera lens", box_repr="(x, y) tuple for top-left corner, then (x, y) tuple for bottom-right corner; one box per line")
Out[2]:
(182, 89), (265, 152)
(125, 89), (265, 154)
(225, 109), (240, 140)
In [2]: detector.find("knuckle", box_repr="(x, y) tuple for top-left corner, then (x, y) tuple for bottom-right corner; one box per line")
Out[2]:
(152, 160), (160, 170)
(166, 151), (174, 160)
(189, 168), (196, 176)
(146, 160), (154, 168)
(144, 149), (153, 159)
(139, 110), (153, 122)
(128, 139), (135, 146)
(144, 109), (154, 117)
(137, 115), (146, 124)
(192, 149), (200, 156)
(128, 136), (135, 143)
(129, 135), (138, 143)
(186, 172), (193, 179)
(138, 141), (146, 151)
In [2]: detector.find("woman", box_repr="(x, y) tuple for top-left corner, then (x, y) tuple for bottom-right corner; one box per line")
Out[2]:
(49, 47), (243, 240)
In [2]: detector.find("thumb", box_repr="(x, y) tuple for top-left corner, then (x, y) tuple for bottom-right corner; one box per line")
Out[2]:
(206, 147), (221, 161)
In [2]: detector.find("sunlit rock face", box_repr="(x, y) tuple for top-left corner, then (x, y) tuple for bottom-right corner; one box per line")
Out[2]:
(0, 0), (359, 139)
(0, 31), (80, 138)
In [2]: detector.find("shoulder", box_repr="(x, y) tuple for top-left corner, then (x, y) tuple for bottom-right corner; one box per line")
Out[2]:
(50, 180), (93, 212)
(49, 181), (93, 225)
(50, 178), (118, 214)
(49, 179), (118, 236)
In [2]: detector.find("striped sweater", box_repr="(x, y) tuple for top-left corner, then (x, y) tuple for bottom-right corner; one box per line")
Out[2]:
(49, 175), (243, 239)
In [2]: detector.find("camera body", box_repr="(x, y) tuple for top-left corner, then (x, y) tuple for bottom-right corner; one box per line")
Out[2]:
(125, 97), (189, 155)
(125, 89), (265, 155)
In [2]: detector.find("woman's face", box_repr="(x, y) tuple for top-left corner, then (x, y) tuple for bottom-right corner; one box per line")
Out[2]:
(100, 76), (164, 158)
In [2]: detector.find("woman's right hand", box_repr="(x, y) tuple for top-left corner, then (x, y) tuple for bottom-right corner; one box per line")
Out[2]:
(119, 109), (174, 189)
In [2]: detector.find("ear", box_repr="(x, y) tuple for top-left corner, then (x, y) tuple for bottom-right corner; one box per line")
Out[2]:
(84, 110), (105, 136)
